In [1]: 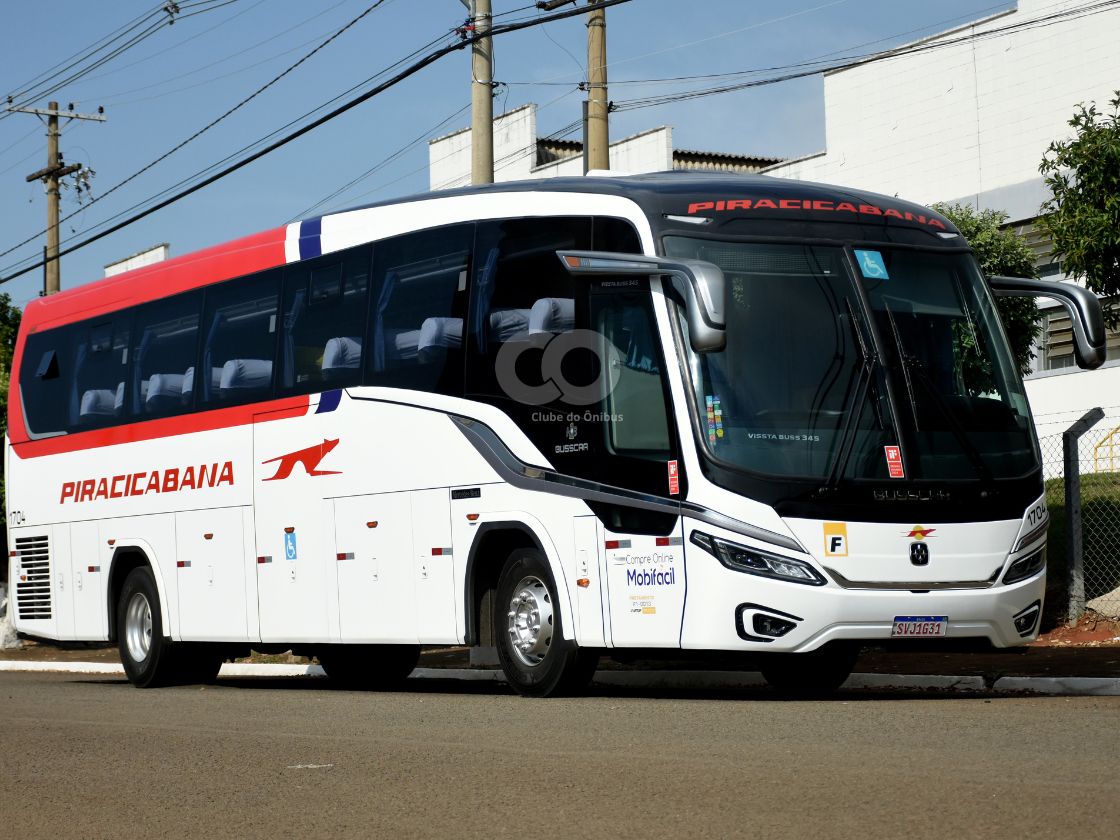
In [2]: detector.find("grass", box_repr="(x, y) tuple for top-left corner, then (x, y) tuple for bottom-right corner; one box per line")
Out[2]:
(1043, 472), (1120, 629)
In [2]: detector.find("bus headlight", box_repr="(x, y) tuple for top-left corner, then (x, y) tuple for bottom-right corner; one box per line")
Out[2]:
(690, 531), (826, 586)
(1003, 547), (1046, 585)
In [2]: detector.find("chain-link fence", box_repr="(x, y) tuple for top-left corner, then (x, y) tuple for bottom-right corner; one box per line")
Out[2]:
(1037, 406), (1120, 629)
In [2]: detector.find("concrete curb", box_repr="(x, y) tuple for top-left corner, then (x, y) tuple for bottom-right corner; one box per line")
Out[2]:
(3, 660), (1120, 694)
(991, 676), (1120, 695)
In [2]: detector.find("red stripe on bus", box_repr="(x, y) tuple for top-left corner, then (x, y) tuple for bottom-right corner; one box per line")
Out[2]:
(7, 225), (289, 446)
(9, 395), (309, 459)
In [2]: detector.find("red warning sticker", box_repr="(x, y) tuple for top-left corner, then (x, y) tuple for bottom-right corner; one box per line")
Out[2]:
(884, 446), (905, 479)
(668, 460), (680, 495)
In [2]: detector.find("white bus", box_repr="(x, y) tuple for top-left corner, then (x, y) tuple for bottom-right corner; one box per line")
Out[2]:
(5, 173), (1104, 695)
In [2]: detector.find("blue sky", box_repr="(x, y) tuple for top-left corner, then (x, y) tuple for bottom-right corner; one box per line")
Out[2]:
(0, 0), (1015, 307)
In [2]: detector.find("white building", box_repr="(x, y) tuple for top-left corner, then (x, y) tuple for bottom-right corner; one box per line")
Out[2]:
(104, 243), (169, 278)
(428, 103), (780, 191)
(761, 0), (1120, 445)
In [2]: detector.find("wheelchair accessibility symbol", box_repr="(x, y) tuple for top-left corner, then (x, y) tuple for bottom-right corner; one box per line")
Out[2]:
(284, 530), (298, 561)
(854, 249), (889, 280)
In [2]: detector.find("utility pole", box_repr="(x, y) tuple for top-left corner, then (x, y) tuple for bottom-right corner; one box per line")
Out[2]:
(5, 99), (105, 295)
(460, 0), (494, 184)
(585, 0), (609, 171)
(539, 0), (609, 172)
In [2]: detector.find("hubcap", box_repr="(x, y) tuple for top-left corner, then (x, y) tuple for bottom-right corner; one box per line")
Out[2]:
(125, 591), (153, 663)
(506, 575), (554, 667)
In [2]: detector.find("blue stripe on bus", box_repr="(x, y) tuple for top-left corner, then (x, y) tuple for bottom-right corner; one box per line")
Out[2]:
(298, 217), (322, 260)
(316, 389), (342, 414)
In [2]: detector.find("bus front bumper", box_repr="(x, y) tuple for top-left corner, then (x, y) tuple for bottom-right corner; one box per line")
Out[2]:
(680, 554), (1046, 652)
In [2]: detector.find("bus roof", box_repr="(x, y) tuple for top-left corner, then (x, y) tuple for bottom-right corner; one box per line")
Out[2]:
(21, 171), (957, 335)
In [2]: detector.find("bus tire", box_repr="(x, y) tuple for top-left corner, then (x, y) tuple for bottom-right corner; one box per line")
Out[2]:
(758, 642), (861, 697)
(318, 644), (420, 690)
(117, 566), (178, 688)
(495, 548), (598, 697)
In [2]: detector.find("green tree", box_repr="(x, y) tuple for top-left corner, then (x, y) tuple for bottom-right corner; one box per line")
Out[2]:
(933, 202), (1042, 376)
(0, 292), (22, 514)
(1040, 92), (1120, 326)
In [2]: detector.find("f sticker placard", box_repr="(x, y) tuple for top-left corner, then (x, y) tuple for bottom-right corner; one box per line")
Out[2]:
(823, 522), (848, 557)
(884, 445), (905, 479)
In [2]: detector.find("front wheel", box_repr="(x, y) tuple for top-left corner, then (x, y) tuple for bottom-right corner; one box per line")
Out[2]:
(117, 567), (178, 688)
(495, 548), (598, 697)
(758, 642), (861, 697)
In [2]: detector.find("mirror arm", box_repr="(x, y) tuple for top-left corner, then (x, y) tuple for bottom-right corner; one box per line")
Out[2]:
(557, 251), (727, 353)
(989, 275), (1107, 370)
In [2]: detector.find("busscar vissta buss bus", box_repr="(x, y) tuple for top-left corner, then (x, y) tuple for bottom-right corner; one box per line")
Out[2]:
(5, 172), (1105, 695)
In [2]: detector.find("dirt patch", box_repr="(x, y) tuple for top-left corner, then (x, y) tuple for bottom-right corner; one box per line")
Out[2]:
(1034, 610), (1120, 647)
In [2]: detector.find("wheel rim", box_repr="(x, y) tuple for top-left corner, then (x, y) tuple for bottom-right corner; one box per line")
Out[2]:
(124, 591), (153, 663)
(506, 575), (554, 667)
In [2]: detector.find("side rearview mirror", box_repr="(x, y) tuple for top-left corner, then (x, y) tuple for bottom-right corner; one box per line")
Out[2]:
(988, 276), (1106, 370)
(557, 250), (727, 352)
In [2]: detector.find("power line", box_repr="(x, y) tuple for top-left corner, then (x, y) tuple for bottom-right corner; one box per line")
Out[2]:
(69, 0), (271, 91)
(16, 29), (460, 273)
(4, 2), (169, 104)
(504, 1), (1012, 88)
(0, 0), (394, 266)
(289, 102), (472, 221)
(2, 0), (247, 120)
(339, 86), (583, 208)
(0, 0), (636, 285)
(93, 0), (353, 105)
(0, 124), (40, 159)
(611, 0), (1120, 113)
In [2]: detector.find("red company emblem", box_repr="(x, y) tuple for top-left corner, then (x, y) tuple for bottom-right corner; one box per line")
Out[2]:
(262, 438), (342, 481)
(905, 526), (936, 540)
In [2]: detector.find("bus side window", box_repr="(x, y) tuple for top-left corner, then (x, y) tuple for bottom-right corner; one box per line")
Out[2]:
(199, 270), (281, 408)
(280, 246), (371, 395)
(129, 291), (202, 418)
(364, 225), (473, 396)
(467, 217), (592, 400)
(597, 296), (671, 457)
(593, 216), (643, 253)
(70, 318), (132, 431)
(19, 328), (75, 436)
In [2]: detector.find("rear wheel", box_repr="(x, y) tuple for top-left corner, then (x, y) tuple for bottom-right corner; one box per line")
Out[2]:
(495, 548), (598, 697)
(318, 644), (420, 689)
(758, 642), (861, 697)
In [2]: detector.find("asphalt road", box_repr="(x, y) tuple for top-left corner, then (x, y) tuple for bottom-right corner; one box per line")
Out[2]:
(2, 673), (1118, 839)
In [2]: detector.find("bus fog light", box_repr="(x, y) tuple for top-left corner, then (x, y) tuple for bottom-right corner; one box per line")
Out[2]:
(1013, 601), (1041, 637)
(753, 614), (796, 638)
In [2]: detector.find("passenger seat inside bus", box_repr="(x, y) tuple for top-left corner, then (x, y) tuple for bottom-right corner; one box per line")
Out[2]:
(217, 358), (273, 400)
(77, 388), (118, 424)
(182, 366), (222, 404)
(322, 336), (361, 380)
(487, 308), (530, 342)
(143, 373), (185, 413)
(379, 318), (463, 367)
(529, 297), (574, 333)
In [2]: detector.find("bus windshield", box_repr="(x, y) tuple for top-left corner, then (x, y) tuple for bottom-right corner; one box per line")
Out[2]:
(663, 237), (1038, 483)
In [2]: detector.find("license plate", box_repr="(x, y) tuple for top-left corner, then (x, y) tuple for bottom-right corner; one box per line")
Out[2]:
(891, 615), (948, 637)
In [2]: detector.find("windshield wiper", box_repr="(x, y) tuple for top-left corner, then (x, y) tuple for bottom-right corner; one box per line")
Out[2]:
(881, 299), (993, 483)
(822, 299), (880, 489)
